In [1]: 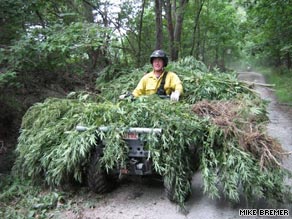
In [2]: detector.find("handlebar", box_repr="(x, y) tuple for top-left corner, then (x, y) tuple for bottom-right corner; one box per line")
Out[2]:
(76, 125), (162, 134)
(158, 95), (170, 99)
(119, 92), (170, 101)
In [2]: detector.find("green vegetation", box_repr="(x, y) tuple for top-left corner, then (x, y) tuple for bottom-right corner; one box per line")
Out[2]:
(260, 69), (292, 104)
(0, 175), (101, 219)
(1, 0), (292, 218)
(1, 57), (288, 218)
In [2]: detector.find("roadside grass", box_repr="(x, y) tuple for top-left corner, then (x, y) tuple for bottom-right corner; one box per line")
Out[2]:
(260, 68), (292, 104)
(0, 175), (102, 219)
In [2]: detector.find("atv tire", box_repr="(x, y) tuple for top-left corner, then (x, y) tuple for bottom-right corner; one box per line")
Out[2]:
(87, 147), (117, 194)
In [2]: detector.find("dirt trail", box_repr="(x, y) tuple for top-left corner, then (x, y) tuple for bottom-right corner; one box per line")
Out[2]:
(56, 71), (292, 219)
(238, 72), (292, 170)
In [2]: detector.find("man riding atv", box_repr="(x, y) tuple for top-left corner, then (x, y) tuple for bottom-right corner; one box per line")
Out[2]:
(82, 50), (190, 203)
(120, 50), (183, 101)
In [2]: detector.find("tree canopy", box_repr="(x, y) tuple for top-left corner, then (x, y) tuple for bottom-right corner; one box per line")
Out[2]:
(244, 0), (292, 68)
(1, 0), (291, 87)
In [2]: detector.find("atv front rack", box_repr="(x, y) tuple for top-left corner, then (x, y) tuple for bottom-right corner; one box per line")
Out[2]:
(76, 124), (162, 175)
(76, 125), (162, 134)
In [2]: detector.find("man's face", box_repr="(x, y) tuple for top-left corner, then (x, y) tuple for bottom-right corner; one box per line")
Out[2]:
(152, 58), (164, 71)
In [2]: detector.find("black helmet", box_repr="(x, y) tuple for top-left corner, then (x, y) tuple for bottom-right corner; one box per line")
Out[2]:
(150, 50), (168, 67)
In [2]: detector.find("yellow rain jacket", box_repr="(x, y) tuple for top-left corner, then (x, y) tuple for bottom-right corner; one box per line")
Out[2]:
(132, 71), (183, 97)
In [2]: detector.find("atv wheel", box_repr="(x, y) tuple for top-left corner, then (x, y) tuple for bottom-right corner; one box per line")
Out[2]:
(87, 147), (117, 193)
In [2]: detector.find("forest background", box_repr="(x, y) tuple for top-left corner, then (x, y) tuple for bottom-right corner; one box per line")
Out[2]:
(0, 0), (292, 217)
(1, 0), (292, 174)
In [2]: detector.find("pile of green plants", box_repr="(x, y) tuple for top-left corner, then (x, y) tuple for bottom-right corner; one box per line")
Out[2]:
(12, 57), (291, 209)
(96, 56), (253, 103)
(0, 176), (62, 219)
(0, 174), (98, 218)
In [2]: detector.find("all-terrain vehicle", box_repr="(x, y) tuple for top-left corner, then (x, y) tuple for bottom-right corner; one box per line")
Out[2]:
(76, 125), (188, 202)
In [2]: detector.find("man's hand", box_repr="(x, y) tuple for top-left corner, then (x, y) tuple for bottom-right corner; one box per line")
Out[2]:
(170, 91), (180, 101)
(119, 94), (127, 99)
(119, 92), (134, 100)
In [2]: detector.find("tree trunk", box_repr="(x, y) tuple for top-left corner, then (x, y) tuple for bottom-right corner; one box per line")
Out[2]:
(202, 26), (206, 63)
(155, 0), (163, 50)
(215, 46), (219, 67)
(164, 0), (188, 61)
(221, 49), (225, 70)
(286, 52), (291, 69)
(196, 22), (201, 60)
(190, 0), (204, 56)
(174, 0), (189, 60)
(82, 0), (94, 23)
(138, 0), (146, 66)
(163, 0), (175, 58)
(82, 0), (110, 73)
